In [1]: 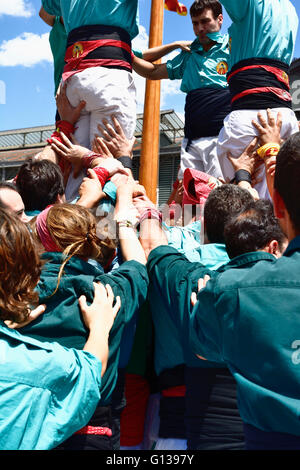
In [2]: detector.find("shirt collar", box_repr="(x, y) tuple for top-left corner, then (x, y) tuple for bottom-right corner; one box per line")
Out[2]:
(0, 320), (54, 351)
(225, 251), (276, 269)
(191, 32), (226, 52)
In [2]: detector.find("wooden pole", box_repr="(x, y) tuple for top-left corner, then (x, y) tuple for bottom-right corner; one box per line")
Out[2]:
(139, 0), (164, 204)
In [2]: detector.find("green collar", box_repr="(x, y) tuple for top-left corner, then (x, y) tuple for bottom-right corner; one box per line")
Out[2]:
(225, 251), (276, 269)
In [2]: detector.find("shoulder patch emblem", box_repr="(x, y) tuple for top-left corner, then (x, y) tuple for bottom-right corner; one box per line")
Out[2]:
(216, 61), (228, 75)
(72, 42), (84, 58)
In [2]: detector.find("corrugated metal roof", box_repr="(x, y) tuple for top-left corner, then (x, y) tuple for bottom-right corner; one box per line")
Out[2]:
(0, 110), (184, 165)
(0, 125), (54, 150)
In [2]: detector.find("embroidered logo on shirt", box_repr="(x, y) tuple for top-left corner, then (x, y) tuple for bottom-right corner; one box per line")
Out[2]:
(281, 71), (289, 86)
(72, 42), (84, 58)
(216, 61), (228, 75)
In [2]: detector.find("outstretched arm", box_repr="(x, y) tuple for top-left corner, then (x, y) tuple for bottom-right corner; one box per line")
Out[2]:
(135, 194), (168, 259)
(132, 54), (169, 80)
(114, 181), (147, 265)
(141, 41), (191, 62)
(218, 0), (249, 22)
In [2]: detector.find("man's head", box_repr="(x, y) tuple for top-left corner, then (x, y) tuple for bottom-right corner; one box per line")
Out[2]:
(274, 132), (300, 239)
(16, 159), (65, 212)
(204, 184), (254, 244)
(0, 182), (29, 223)
(224, 199), (287, 259)
(190, 0), (223, 46)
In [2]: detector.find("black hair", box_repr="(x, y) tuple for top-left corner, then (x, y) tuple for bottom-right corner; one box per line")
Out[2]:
(190, 0), (222, 18)
(224, 199), (286, 259)
(274, 132), (300, 232)
(204, 184), (254, 243)
(16, 158), (65, 211)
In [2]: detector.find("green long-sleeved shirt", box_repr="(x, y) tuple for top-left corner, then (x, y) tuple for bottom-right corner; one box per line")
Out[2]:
(21, 252), (149, 406)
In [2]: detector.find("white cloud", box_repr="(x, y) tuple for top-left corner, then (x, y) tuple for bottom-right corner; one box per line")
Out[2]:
(132, 25), (149, 53)
(132, 26), (149, 112)
(0, 0), (34, 17)
(0, 32), (52, 67)
(161, 79), (182, 107)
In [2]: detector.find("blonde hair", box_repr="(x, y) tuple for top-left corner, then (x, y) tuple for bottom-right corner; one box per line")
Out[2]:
(46, 204), (116, 294)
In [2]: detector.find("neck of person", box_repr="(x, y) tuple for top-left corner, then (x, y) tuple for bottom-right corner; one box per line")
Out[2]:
(202, 39), (216, 52)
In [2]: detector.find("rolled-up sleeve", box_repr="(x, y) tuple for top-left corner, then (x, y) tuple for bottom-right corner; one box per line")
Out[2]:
(219, 0), (251, 22)
(166, 51), (189, 80)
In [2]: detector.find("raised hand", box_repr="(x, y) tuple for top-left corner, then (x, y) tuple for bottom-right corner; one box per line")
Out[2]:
(51, 132), (90, 177)
(252, 108), (282, 146)
(56, 83), (86, 125)
(96, 115), (135, 158)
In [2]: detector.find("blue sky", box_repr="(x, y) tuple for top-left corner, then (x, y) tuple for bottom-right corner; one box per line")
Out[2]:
(0, 0), (299, 132)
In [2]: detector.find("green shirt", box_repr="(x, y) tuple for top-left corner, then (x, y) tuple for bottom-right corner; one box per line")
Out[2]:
(166, 33), (230, 93)
(0, 322), (102, 450)
(21, 252), (148, 406)
(42, 0), (139, 38)
(49, 16), (67, 94)
(147, 245), (224, 371)
(220, 0), (298, 69)
(189, 238), (300, 436)
(148, 244), (300, 435)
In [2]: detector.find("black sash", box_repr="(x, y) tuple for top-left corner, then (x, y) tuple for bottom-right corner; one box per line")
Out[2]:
(66, 24), (132, 71)
(184, 87), (231, 140)
(228, 57), (291, 111)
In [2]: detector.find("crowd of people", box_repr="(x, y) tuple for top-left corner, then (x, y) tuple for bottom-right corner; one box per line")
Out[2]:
(1, 0), (300, 451)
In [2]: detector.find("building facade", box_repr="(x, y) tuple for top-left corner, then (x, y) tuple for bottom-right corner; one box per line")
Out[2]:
(2, 61), (299, 206)
(0, 110), (183, 206)
(290, 57), (300, 120)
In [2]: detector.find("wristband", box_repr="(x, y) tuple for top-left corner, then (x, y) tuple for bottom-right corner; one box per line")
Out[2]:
(115, 209), (139, 228)
(117, 156), (133, 169)
(235, 169), (252, 185)
(117, 220), (134, 228)
(92, 167), (110, 187)
(257, 143), (280, 159)
(47, 120), (75, 144)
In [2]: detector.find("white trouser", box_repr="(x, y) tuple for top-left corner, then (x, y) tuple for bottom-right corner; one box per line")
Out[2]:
(65, 67), (137, 147)
(217, 108), (299, 198)
(63, 67), (137, 201)
(178, 136), (224, 180)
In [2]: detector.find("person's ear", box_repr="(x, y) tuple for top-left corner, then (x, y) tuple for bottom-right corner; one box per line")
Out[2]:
(56, 193), (66, 204)
(267, 239), (279, 256)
